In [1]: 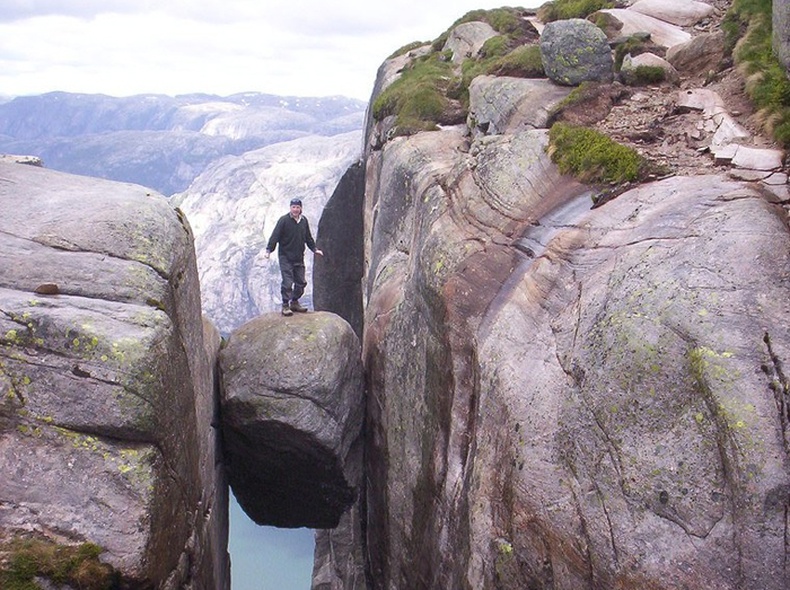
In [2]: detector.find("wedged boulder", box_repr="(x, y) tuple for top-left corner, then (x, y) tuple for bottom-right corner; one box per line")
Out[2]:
(443, 21), (498, 64)
(0, 162), (226, 588)
(220, 312), (364, 529)
(630, 0), (715, 26)
(540, 19), (614, 86)
(467, 76), (572, 137)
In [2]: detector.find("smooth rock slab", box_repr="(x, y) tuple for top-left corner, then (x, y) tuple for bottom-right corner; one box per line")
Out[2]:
(597, 8), (692, 48)
(467, 76), (572, 137)
(630, 0), (715, 26)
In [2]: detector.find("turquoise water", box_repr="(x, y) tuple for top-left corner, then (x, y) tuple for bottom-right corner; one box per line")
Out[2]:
(229, 494), (314, 590)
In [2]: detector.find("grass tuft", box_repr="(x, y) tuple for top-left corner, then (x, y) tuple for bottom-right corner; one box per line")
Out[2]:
(0, 538), (118, 590)
(723, 0), (790, 146)
(547, 122), (648, 185)
(537, 0), (615, 22)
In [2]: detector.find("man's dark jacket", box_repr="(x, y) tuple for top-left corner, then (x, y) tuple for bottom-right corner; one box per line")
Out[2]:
(266, 214), (316, 263)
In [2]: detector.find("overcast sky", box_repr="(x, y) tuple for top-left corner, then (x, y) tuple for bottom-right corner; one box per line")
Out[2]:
(0, 0), (537, 102)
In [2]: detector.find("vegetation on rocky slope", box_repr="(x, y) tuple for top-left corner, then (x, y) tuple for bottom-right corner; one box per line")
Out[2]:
(724, 0), (790, 145)
(372, 7), (540, 136)
(536, 0), (614, 22)
(0, 537), (117, 590)
(547, 122), (648, 185)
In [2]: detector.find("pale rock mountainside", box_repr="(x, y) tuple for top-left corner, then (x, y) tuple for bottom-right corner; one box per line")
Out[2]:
(173, 130), (362, 335)
(0, 92), (365, 195)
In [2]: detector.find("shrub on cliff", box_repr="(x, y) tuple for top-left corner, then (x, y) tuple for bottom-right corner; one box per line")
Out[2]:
(547, 122), (647, 184)
(371, 52), (456, 134)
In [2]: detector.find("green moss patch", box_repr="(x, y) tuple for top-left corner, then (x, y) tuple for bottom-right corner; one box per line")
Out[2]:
(625, 65), (667, 85)
(0, 538), (118, 590)
(537, 0), (614, 22)
(371, 52), (457, 135)
(548, 122), (648, 185)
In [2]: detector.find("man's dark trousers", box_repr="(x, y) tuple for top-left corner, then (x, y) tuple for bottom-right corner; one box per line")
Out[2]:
(279, 256), (306, 304)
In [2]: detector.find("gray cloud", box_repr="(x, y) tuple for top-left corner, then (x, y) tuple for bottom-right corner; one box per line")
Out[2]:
(0, 0), (152, 22)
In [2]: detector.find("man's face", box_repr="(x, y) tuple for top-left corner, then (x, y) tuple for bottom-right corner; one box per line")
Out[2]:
(290, 204), (302, 216)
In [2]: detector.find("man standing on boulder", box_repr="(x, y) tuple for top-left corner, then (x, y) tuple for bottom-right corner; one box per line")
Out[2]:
(265, 198), (323, 316)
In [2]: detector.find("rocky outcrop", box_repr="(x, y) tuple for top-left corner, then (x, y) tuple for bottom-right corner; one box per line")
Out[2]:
(630, 0), (715, 26)
(620, 52), (679, 85)
(359, 120), (790, 590)
(540, 19), (614, 85)
(666, 31), (725, 76)
(219, 312), (364, 529)
(0, 161), (227, 588)
(444, 21), (498, 64)
(595, 8), (692, 48)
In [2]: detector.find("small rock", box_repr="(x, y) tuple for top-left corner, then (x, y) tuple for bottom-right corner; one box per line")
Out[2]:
(34, 283), (59, 295)
(731, 146), (784, 171)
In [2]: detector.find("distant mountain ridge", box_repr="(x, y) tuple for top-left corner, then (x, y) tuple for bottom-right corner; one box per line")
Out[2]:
(0, 91), (366, 194)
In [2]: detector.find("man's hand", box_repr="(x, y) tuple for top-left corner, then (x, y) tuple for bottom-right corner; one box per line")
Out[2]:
(315, 249), (324, 256)
(264, 250), (271, 260)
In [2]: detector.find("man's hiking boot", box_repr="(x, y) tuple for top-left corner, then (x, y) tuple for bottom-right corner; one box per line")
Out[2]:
(282, 304), (293, 316)
(290, 300), (308, 313)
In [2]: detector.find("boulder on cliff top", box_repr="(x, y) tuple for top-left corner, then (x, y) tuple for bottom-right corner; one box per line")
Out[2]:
(540, 19), (614, 86)
(220, 311), (364, 529)
(0, 161), (225, 588)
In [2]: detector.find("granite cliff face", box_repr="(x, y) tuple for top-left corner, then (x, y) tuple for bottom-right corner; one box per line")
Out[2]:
(4, 1), (790, 588)
(314, 2), (790, 589)
(0, 160), (227, 588)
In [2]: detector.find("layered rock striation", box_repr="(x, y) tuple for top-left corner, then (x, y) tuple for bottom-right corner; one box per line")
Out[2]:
(327, 3), (790, 589)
